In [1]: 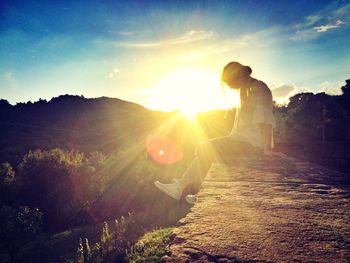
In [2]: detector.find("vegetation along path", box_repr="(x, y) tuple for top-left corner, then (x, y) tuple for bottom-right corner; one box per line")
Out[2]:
(163, 155), (350, 262)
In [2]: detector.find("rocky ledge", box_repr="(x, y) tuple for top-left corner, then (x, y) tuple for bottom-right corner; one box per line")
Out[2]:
(164, 155), (350, 263)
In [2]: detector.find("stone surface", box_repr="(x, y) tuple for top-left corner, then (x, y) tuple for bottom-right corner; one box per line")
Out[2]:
(164, 156), (350, 263)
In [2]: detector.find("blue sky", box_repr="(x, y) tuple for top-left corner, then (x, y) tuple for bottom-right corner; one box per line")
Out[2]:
(1, 0), (349, 109)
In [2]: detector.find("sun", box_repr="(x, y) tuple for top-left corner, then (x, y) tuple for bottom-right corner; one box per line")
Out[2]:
(144, 67), (239, 115)
(180, 108), (198, 119)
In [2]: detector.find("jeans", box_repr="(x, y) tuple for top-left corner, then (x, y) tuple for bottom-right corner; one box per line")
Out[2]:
(178, 135), (263, 192)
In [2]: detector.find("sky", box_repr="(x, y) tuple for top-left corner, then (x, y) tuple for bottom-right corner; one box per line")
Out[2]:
(0, 0), (350, 112)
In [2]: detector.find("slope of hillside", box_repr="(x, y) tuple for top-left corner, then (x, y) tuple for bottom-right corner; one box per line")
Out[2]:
(0, 95), (166, 164)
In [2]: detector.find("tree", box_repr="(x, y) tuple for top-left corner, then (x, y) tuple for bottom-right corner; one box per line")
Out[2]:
(0, 206), (42, 262)
(341, 79), (350, 112)
(0, 162), (15, 184)
(16, 149), (110, 230)
(0, 99), (11, 109)
(285, 92), (331, 142)
(0, 162), (16, 206)
(17, 149), (84, 229)
(341, 79), (350, 97)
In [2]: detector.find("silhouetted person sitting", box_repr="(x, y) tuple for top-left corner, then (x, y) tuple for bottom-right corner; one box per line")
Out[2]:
(155, 62), (276, 204)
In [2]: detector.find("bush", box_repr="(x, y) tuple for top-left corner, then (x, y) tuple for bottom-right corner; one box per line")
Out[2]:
(0, 162), (15, 184)
(17, 149), (108, 230)
(0, 162), (16, 206)
(75, 213), (137, 263)
(0, 206), (42, 262)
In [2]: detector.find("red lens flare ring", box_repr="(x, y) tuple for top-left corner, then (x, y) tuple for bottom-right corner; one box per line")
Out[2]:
(146, 135), (183, 164)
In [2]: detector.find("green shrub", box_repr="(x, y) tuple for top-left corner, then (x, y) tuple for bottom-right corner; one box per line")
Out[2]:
(0, 206), (42, 262)
(0, 162), (16, 206)
(0, 162), (15, 184)
(75, 213), (136, 262)
(17, 149), (108, 230)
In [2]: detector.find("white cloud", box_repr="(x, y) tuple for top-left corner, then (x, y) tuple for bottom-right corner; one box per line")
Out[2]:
(319, 81), (343, 95)
(334, 2), (350, 15)
(271, 81), (344, 104)
(293, 14), (322, 31)
(270, 84), (298, 104)
(314, 20), (345, 32)
(290, 29), (318, 41)
(177, 27), (282, 62)
(118, 31), (135, 36)
(271, 84), (296, 98)
(269, 83), (332, 104)
(306, 15), (323, 26)
(290, 1), (349, 41)
(110, 30), (214, 48)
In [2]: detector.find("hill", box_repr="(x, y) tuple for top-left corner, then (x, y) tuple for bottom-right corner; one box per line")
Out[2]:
(0, 95), (163, 165)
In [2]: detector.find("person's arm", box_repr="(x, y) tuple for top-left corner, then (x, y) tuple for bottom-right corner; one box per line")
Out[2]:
(257, 123), (272, 153)
(229, 107), (240, 135)
(252, 81), (274, 153)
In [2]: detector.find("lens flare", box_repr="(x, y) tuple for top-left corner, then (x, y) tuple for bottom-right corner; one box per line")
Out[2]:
(146, 135), (183, 164)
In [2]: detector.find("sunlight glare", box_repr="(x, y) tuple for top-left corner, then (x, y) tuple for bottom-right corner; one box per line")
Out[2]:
(144, 67), (239, 114)
(180, 107), (198, 119)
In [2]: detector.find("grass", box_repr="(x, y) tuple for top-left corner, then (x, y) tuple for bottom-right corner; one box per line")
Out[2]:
(17, 223), (103, 262)
(2, 205), (185, 262)
(126, 227), (174, 263)
(11, 214), (174, 262)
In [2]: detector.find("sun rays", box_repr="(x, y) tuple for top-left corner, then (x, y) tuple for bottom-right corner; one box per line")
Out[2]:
(143, 67), (240, 115)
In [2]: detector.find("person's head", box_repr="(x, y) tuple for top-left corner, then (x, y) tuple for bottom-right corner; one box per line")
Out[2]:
(221, 62), (252, 90)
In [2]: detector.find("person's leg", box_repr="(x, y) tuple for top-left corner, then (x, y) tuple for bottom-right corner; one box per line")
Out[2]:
(154, 136), (232, 200)
(176, 136), (227, 188)
(155, 136), (262, 200)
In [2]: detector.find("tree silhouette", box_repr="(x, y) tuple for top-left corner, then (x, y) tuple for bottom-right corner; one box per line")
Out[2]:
(341, 79), (350, 96)
(340, 79), (350, 112)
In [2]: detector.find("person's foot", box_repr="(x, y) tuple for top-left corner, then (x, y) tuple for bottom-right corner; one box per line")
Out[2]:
(185, 194), (197, 205)
(154, 181), (183, 200)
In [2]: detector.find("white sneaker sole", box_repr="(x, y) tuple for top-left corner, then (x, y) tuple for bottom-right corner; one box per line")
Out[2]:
(185, 195), (197, 205)
(154, 181), (181, 200)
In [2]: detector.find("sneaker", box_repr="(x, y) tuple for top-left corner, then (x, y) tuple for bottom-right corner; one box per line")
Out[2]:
(185, 194), (197, 205)
(154, 181), (183, 200)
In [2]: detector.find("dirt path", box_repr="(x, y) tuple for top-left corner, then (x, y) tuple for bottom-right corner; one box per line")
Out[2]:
(164, 156), (350, 262)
